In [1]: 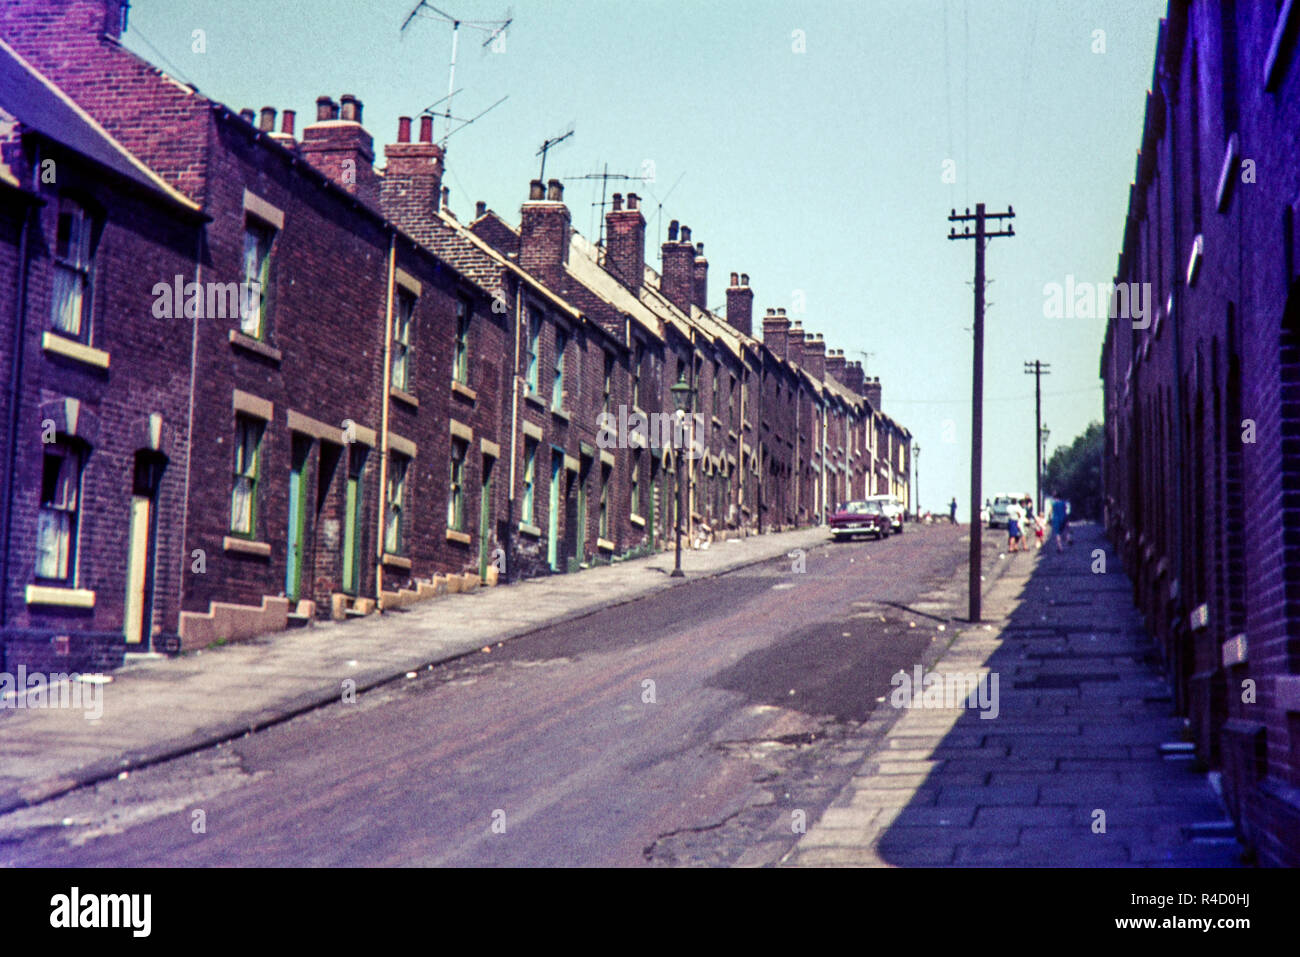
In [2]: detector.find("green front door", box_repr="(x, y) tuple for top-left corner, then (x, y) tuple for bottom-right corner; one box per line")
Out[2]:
(286, 435), (310, 601)
(478, 455), (494, 580)
(547, 450), (562, 571)
(342, 445), (366, 595)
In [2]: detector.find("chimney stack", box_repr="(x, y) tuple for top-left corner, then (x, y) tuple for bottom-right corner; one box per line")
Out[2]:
(803, 333), (826, 379)
(300, 93), (379, 207)
(843, 360), (866, 396)
(863, 376), (883, 411)
(762, 308), (790, 361)
(826, 347), (847, 382)
(725, 272), (754, 337)
(605, 190), (646, 291)
(380, 115), (446, 242)
(693, 242), (709, 313)
(475, 200), (487, 219)
(520, 177), (571, 277)
(661, 222), (697, 313)
(786, 317), (806, 367)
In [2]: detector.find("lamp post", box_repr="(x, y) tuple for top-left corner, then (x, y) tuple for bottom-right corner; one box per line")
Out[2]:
(1039, 422), (1050, 506)
(670, 377), (695, 578)
(913, 442), (921, 520)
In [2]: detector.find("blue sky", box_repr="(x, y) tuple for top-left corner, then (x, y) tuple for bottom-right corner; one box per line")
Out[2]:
(124, 0), (1166, 510)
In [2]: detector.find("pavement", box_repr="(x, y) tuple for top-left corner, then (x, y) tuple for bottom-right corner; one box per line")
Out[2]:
(0, 526), (830, 816)
(784, 522), (1244, 867)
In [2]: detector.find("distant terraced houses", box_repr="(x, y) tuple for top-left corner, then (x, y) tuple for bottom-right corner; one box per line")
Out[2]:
(0, 0), (911, 672)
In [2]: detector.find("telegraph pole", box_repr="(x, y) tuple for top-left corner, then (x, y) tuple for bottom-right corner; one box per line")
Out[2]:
(949, 203), (1015, 622)
(1024, 360), (1051, 514)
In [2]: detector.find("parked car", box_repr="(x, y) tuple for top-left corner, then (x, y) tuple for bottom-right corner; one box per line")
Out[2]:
(864, 495), (905, 534)
(829, 500), (891, 541)
(988, 493), (1030, 528)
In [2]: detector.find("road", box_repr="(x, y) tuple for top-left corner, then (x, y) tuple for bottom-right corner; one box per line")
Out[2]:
(1, 523), (985, 867)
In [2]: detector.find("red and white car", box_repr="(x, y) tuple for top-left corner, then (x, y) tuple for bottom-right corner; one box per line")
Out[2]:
(828, 500), (892, 541)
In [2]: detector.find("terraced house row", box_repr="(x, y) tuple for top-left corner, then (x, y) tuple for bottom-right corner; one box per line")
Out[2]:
(1100, 0), (1300, 866)
(0, 0), (910, 675)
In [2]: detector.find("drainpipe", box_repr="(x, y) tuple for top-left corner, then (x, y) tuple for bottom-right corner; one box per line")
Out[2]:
(0, 160), (41, 629)
(506, 274), (522, 582)
(374, 230), (396, 607)
(175, 221), (202, 645)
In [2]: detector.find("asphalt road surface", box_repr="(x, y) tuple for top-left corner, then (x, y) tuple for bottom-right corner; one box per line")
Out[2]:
(1, 523), (980, 867)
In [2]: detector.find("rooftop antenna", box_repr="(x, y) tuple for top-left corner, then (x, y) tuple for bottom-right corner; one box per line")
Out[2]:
(536, 123), (575, 181)
(400, 2), (513, 146)
(564, 163), (651, 246)
(644, 169), (686, 260)
(855, 350), (875, 375)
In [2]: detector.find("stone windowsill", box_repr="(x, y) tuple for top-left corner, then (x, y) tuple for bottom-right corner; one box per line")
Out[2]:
(518, 522), (542, 538)
(223, 536), (272, 558)
(630, 514), (646, 528)
(25, 584), (96, 608)
(382, 552), (412, 570)
(42, 331), (109, 370)
(524, 391), (547, 410)
(445, 529), (471, 545)
(229, 328), (283, 362)
(596, 537), (615, 552)
(551, 406), (571, 422)
(390, 385), (419, 408)
(451, 380), (477, 402)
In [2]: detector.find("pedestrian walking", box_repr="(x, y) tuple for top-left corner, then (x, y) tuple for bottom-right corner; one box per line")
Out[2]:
(1006, 500), (1024, 552)
(1050, 497), (1068, 552)
(949, 497), (958, 524)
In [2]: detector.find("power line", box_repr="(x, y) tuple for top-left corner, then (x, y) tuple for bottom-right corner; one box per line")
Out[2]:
(885, 385), (1101, 405)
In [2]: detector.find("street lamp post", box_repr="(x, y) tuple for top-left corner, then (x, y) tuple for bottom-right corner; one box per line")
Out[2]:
(670, 378), (695, 578)
(913, 442), (921, 520)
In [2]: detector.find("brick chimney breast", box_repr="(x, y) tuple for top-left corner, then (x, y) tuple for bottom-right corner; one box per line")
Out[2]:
(606, 189), (646, 291)
(826, 348), (847, 382)
(660, 223), (696, 313)
(380, 117), (445, 242)
(520, 178), (571, 276)
(725, 271), (754, 337)
(693, 242), (709, 313)
(804, 333), (826, 379)
(762, 308), (790, 361)
(301, 94), (380, 207)
(864, 376), (882, 411)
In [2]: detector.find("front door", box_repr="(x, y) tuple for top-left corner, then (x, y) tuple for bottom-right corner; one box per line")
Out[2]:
(285, 434), (310, 601)
(478, 455), (494, 580)
(342, 445), (367, 596)
(124, 452), (165, 647)
(547, 450), (562, 571)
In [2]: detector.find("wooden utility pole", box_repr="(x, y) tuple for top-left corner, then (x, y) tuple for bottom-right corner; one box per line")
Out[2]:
(1024, 360), (1051, 514)
(949, 203), (1015, 622)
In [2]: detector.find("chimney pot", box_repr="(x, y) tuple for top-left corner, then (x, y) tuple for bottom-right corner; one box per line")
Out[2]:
(240, 108), (256, 124)
(766, 308), (776, 316)
(340, 94), (362, 123)
(777, 307), (787, 316)
(546, 178), (563, 202)
(475, 200), (487, 219)
(316, 96), (336, 122)
(441, 185), (450, 209)
(741, 273), (749, 286)
(612, 192), (623, 211)
(418, 115), (433, 143)
(529, 179), (545, 201)
(627, 193), (639, 210)
(281, 109), (296, 136)
(258, 106), (276, 132)
(397, 116), (412, 143)
(695, 242), (704, 256)
(680, 225), (692, 244)
(668, 220), (679, 241)
(730, 272), (739, 286)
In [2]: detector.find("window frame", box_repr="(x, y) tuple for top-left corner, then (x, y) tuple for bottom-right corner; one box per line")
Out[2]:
(230, 414), (265, 538)
(522, 438), (538, 524)
(385, 452), (410, 555)
(526, 309), (542, 395)
(50, 198), (97, 343)
(599, 462), (611, 539)
(34, 440), (84, 583)
(448, 437), (468, 533)
(453, 296), (471, 386)
(241, 216), (275, 341)
(392, 289), (416, 392)
(552, 325), (568, 409)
